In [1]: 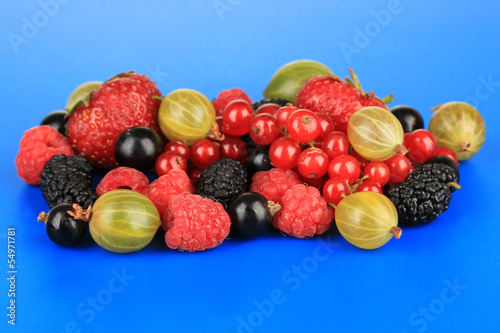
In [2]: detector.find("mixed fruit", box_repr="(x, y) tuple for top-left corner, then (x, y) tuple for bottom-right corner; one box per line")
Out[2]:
(17, 61), (487, 253)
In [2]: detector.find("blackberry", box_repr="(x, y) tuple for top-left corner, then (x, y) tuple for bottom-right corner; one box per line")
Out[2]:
(251, 98), (290, 111)
(407, 163), (459, 192)
(195, 158), (247, 208)
(40, 154), (97, 209)
(388, 174), (451, 225)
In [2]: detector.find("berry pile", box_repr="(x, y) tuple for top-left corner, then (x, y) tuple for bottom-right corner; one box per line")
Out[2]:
(17, 62), (486, 252)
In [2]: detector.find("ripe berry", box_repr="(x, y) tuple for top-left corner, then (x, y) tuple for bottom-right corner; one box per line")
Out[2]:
(328, 155), (361, 185)
(212, 88), (252, 117)
(249, 168), (301, 205)
(287, 109), (321, 143)
(146, 169), (194, 216)
(16, 125), (74, 185)
(363, 161), (390, 186)
(40, 203), (89, 246)
(391, 105), (424, 133)
(114, 126), (164, 172)
(163, 193), (231, 251)
(249, 114), (280, 145)
(273, 184), (333, 238)
(96, 167), (150, 196)
(275, 105), (298, 128)
(41, 110), (69, 136)
(322, 131), (350, 159)
(384, 154), (412, 183)
(219, 135), (248, 166)
(155, 151), (187, 177)
(314, 112), (335, 142)
(322, 178), (349, 205)
(227, 192), (271, 238)
(255, 103), (281, 116)
(356, 180), (383, 193)
(433, 146), (458, 164)
(297, 147), (329, 179)
(164, 139), (191, 160)
(349, 150), (369, 170)
(247, 146), (273, 178)
(222, 100), (254, 136)
(190, 139), (220, 169)
(404, 129), (437, 163)
(269, 137), (301, 170)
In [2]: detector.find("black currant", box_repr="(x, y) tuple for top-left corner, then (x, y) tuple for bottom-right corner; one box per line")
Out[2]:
(114, 126), (163, 171)
(390, 105), (424, 133)
(41, 110), (69, 136)
(247, 146), (273, 180)
(40, 203), (90, 246)
(227, 192), (272, 238)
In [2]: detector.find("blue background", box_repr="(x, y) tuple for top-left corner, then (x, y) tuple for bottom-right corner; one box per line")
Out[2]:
(1, 0), (500, 332)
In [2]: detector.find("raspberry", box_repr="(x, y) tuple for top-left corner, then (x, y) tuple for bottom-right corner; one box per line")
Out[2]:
(249, 168), (302, 205)
(273, 184), (333, 238)
(163, 192), (231, 251)
(212, 88), (252, 117)
(146, 169), (194, 216)
(16, 125), (74, 185)
(96, 167), (149, 196)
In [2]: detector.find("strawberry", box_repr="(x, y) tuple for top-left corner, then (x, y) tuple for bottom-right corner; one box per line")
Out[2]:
(67, 72), (162, 169)
(295, 68), (392, 133)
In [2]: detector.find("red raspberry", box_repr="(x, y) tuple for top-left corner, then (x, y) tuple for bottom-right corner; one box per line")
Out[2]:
(146, 169), (194, 216)
(96, 167), (149, 196)
(212, 88), (252, 117)
(273, 184), (333, 238)
(163, 192), (231, 251)
(250, 168), (302, 205)
(15, 125), (74, 185)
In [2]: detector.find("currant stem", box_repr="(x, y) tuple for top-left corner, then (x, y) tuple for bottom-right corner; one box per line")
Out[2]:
(267, 201), (281, 216)
(152, 96), (164, 101)
(37, 212), (48, 223)
(328, 203), (337, 209)
(67, 204), (92, 222)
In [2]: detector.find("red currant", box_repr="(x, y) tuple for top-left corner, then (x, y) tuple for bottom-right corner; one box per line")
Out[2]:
(298, 173), (326, 190)
(297, 147), (329, 179)
(356, 180), (383, 193)
(384, 153), (411, 183)
(322, 178), (349, 205)
(187, 167), (202, 187)
(249, 114), (280, 146)
(287, 109), (321, 143)
(255, 103), (280, 117)
(190, 139), (220, 169)
(155, 151), (187, 177)
(269, 136), (301, 170)
(363, 161), (390, 186)
(276, 105), (298, 128)
(328, 155), (361, 185)
(219, 135), (247, 165)
(164, 139), (190, 160)
(322, 131), (349, 159)
(433, 146), (458, 163)
(404, 129), (437, 163)
(222, 100), (254, 136)
(349, 150), (369, 170)
(314, 112), (334, 142)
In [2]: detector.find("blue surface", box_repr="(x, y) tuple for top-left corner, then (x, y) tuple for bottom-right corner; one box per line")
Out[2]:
(1, 1), (500, 332)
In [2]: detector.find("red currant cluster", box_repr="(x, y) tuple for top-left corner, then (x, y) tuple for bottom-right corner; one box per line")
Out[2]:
(171, 89), (456, 212)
